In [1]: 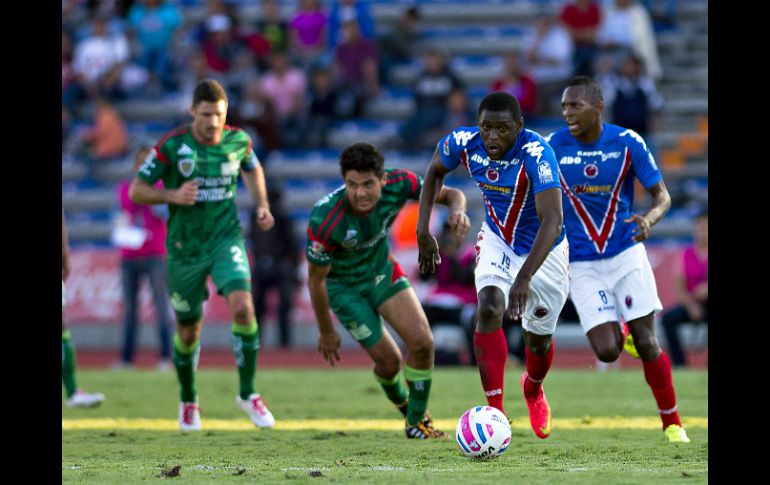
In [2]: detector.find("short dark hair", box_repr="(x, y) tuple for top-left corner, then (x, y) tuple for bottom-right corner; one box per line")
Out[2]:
(193, 79), (228, 106)
(339, 143), (385, 177)
(478, 91), (522, 120)
(566, 76), (603, 104)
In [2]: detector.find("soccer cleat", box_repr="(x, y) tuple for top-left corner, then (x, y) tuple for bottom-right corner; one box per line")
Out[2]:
(237, 393), (275, 428)
(66, 389), (105, 408)
(624, 334), (641, 359)
(405, 413), (446, 439)
(179, 402), (202, 432)
(664, 424), (691, 443)
(520, 372), (552, 439)
(396, 400), (408, 418)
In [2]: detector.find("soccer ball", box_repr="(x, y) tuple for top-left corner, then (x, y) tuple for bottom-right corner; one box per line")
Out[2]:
(455, 406), (512, 459)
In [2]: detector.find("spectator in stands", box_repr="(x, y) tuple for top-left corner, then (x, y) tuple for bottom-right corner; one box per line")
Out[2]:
(600, 53), (663, 140)
(230, 78), (282, 157)
(248, 184), (299, 348)
(560, 0), (602, 77)
(522, 11), (573, 117)
(332, 19), (379, 118)
(305, 66), (343, 148)
(288, 0), (328, 70)
(72, 13), (137, 101)
(489, 50), (538, 118)
(597, 0), (662, 81)
(177, 51), (227, 118)
(202, 13), (270, 75)
(419, 221), (477, 365)
(76, 97), (130, 177)
(327, 0), (375, 50)
(126, 0), (183, 93)
(399, 47), (463, 149)
(662, 210), (708, 367)
(62, 30), (80, 128)
(62, 211), (106, 408)
(377, 5), (421, 85)
(259, 50), (308, 148)
(113, 144), (173, 370)
(257, 0), (290, 55)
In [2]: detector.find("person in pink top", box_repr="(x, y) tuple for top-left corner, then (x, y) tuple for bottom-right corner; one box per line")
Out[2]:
(661, 210), (708, 367)
(113, 144), (172, 369)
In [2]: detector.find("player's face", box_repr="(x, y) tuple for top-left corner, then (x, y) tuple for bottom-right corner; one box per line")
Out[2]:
(343, 169), (386, 215)
(190, 99), (228, 145)
(478, 110), (522, 160)
(561, 86), (602, 141)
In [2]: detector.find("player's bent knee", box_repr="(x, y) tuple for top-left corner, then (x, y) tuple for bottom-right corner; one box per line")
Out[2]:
(594, 345), (621, 363)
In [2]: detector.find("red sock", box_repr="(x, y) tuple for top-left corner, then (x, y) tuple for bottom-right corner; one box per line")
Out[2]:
(524, 342), (554, 399)
(642, 352), (682, 429)
(473, 328), (508, 413)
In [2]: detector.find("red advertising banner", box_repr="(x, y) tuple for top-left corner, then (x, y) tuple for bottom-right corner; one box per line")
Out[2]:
(64, 245), (684, 325)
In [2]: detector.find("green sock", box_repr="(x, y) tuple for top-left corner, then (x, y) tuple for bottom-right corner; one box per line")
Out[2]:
(62, 330), (78, 398)
(374, 369), (408, 407)
(232, 320), (259, 400)
(173, 334), (200, 403)
(404, 365), (433, 426)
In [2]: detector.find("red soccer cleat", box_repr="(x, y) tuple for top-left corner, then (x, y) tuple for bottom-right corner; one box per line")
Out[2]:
(520, 372), (552, 439)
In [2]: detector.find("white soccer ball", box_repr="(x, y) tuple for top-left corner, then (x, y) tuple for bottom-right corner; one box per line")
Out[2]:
(455, 406), (512, 459)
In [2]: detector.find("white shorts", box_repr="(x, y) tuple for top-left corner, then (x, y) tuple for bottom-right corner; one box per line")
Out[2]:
(569, 243), (663, 333)
(474, 222), (570, 335)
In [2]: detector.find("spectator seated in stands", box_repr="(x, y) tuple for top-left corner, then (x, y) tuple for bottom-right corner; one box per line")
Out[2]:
(126, 0), (183, 93)
(599, 53), (663, 140)
(257, 0), (290, 57)
(489, 50), (538, 119)
(332, 19), (379, 119)
(327, 0), (375, 50)
(522, 10), (573, 117)
(597, 0), (662, 81)
(304, 66), (344, 148)
(559, 0), (602, 77)
(259, 50), (308, 148)
(399, 47), (463, 150)
(661, 209), (708, 367)
(229, 78), (281, 159)
(70, 96), (129, 178)
(288, 0), (329, 71)
(377, 5), (420, 85)
(201, 13), (271, 76)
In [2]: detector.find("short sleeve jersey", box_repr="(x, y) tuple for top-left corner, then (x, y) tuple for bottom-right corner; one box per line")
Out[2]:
(136, 124), (258, 260)
(439, 126), (565, 255)
(546, 123), (662, 262)
(306, 169), (422, 284)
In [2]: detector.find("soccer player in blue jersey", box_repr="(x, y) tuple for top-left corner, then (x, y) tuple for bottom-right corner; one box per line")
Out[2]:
(417, 92), (569, 440)
(546, 76), (689, 443)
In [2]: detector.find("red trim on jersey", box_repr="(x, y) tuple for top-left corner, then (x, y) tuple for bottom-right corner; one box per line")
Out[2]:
(154, 126), (191, 165)
(386, 170), (418, 196)
(321, 207), (347, 245)
(460, 149), (470, 174)
(483, 165), (529, 245)
(561, 148), (632, 253)
(223, 124), (243, 132)
(315, 198), (343, 241)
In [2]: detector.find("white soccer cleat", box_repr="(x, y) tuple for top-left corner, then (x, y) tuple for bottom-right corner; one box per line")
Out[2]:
(179, 402), (202, 432)
(237, 393), (275, 428)
(66, 389), (105, 408)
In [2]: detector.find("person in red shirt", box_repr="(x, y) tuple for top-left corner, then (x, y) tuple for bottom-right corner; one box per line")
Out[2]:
(559, 0), (602, 77)
(489, 51), (538, 118)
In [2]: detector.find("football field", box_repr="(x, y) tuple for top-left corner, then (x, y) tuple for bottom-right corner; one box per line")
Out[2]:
(62, 367), (708, 483)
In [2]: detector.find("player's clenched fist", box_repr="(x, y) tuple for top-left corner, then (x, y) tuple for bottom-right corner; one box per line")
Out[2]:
(172, 180), (199, 205)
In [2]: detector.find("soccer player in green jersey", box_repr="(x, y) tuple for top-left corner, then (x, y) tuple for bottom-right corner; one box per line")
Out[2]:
(62, 211), (105, 408)
(128, 80), (276, 431)
(306, 142), (470, 439)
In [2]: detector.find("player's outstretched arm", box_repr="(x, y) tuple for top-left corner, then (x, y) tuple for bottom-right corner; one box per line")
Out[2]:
(416, 149), (455, 274)
(307, 261), (341, 366)
(625, 180), (671, 242)
(128, 178), (198, 206)
(507, 187), (563, 320)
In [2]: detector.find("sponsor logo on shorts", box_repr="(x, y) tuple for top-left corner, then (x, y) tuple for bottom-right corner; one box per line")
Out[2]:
(534, 307), (550, 318)
(625, 295), (633, 308)
(171, 292), (191, 312)
(348, 321), (372, 341)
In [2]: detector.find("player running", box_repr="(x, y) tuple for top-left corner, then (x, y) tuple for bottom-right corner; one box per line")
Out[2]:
(306, 142), (469, 439)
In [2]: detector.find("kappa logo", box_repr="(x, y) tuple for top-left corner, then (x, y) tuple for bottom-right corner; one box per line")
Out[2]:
(452, 130), (476, 147)
(177, 144), (194, 156)
(178, 159), (195, 177)
(538, 161), (554, 184)
(522, 141), (545, 162)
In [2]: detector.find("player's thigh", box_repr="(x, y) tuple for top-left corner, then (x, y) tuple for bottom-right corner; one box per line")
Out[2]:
(473, 223), (514, 310)
(376, 286), (432, 350)
(520, 238), (570, 335)
(211, 237), (252, 296)
(569, 260), (620, 333)
(606, 244), (662, 322)
(167, 256), (210, 324)
(327, 279), (384, 349)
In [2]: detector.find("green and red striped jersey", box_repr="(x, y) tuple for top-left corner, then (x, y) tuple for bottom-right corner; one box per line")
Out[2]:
(306, 169), (423, 284)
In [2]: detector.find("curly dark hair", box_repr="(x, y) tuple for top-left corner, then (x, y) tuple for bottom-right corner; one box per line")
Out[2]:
(339, 142), (385, 177)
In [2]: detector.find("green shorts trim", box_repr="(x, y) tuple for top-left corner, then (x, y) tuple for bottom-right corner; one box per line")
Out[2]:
(326, 258), (411, 348)
(167, 236), (252, 323)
